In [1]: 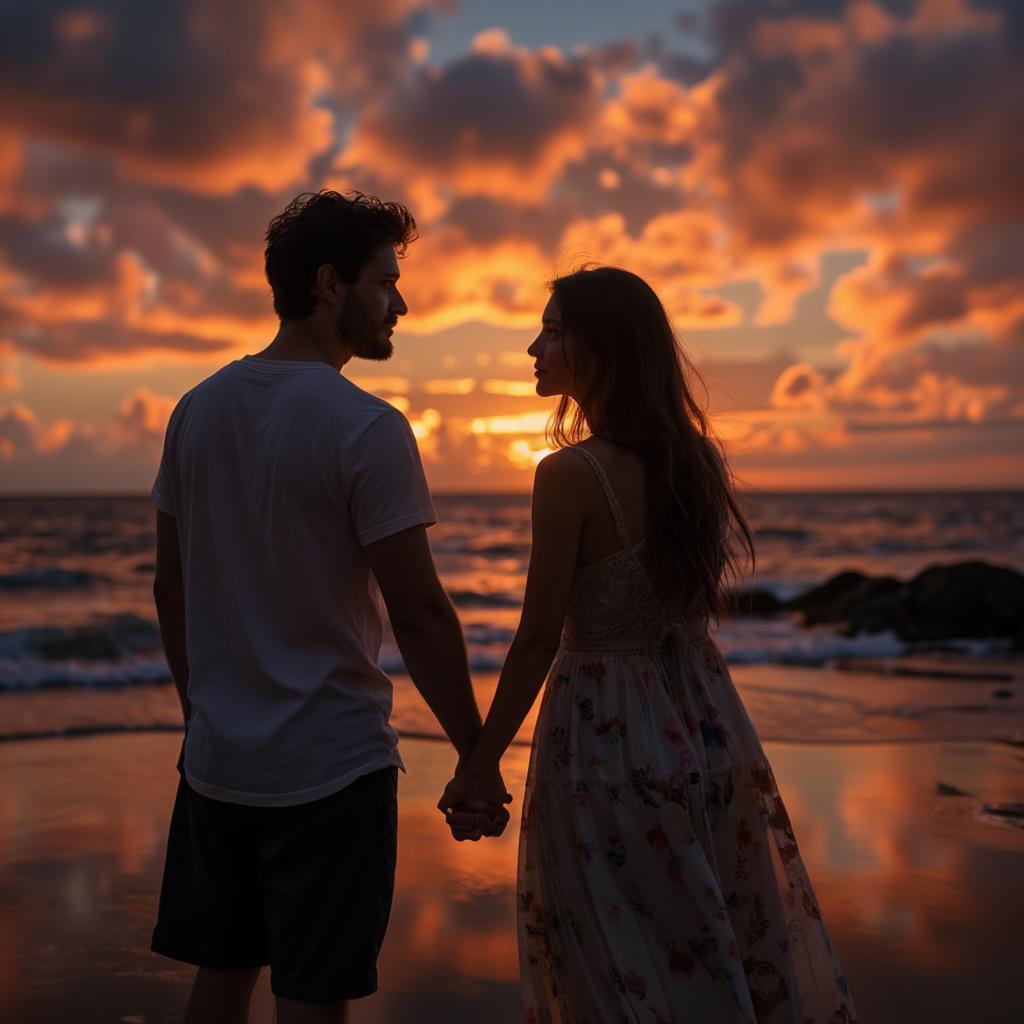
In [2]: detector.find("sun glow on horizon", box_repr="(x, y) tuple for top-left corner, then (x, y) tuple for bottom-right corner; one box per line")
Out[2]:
(470, 411), (551, 436)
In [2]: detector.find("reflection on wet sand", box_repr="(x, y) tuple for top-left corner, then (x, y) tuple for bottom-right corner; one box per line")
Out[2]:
(0, 733), (1021, 1023)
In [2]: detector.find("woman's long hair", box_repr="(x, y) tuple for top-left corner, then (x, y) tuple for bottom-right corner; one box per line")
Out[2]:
(547, 265), (754, 621)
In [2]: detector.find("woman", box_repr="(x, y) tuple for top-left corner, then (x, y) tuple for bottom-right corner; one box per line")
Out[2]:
(439, 267), (856, 1023)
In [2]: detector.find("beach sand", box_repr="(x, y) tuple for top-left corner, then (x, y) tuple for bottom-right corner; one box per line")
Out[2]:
(1, 724), (1022, 1023)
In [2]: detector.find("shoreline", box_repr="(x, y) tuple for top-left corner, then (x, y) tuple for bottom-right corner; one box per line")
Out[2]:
(2, 654), (1021, 751)
(1, 732), (1022, 1023)
(2, 720), (1022, 748)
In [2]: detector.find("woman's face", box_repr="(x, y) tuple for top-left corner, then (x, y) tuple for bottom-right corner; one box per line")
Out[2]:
(527, 294), (578, 399)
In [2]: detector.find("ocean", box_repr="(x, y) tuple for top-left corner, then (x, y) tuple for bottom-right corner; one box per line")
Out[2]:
(1, 491), (1023, 746)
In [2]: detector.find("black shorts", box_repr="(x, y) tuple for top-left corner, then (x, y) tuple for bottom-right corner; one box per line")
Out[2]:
(151, 766), (398, 1002)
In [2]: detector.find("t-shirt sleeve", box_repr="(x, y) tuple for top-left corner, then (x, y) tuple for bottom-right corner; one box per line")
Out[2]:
(150, 403), (178, 516)
(344, 409), (437, 546)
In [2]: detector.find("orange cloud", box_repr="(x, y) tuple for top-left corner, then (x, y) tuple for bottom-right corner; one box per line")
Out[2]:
(599, 66), (698, 152)
(0, 1), (1021, 490)
(0, 387), (176, 466)
(112, 388), (176, 447)
(770, 363), (830, 411)
(0, 403), (36, 460)
(396, 228), (551, 332)
(0, 341), (18, 392)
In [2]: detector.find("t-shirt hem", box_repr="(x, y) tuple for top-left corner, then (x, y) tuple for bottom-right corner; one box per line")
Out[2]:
(358, 509), (437, 546)
(183, 751), (405, 807)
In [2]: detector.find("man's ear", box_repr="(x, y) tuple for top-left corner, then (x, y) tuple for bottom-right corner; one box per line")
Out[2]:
(313, 263), (345, 305)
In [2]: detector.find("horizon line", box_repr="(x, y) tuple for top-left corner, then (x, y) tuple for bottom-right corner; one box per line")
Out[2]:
(1, 487), (1022, 500)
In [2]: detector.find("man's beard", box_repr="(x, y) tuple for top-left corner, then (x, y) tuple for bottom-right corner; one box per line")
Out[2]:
(338, 292), (393, 361)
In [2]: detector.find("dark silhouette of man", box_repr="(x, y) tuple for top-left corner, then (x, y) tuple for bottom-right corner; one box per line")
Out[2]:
(150, 190), (508, 1024)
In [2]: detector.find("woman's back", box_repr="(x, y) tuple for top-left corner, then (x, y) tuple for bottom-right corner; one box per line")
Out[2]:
(560, 440), (706, 653)
(574, 437), (648, 565)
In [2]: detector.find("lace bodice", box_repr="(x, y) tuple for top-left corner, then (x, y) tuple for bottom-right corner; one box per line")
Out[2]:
(560, 446), (707, 652)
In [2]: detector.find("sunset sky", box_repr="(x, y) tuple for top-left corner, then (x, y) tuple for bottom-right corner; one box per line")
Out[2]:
(0, 0), (1021, 493)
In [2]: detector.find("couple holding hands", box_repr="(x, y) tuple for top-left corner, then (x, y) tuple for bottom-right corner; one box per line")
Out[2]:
(149, 189), (856, 1024)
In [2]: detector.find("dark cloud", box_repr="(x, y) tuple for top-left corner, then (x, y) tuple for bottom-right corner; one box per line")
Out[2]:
(552, 154), (685, 236)
(892, 269), (970, 337)
(8, 317), (235, 362)
(0, 211), (119, 288)
(696, 0), (1021, 253)
(435, 51), (594, 159)
(343, 39), (602, 185)
(0, 0), (440, 194)
(860, 335), (1024, 400)
(710, 0), (915, 55)
(0, 0), (451, 360)
(442, 195), (570, 251)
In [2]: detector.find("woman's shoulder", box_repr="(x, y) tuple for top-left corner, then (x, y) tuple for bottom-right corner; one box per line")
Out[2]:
(535, 444), (592, 482)
(536, 446), (616, 511)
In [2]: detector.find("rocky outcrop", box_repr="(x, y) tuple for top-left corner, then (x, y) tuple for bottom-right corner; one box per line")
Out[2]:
(728, 561), (1024, 649)
(786, 571), (902, 626)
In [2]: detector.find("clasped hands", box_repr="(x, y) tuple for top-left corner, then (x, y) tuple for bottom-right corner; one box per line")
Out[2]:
(437, 764), (512, 842)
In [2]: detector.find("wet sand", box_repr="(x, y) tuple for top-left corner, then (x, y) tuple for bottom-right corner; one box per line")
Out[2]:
(1, 729), (1022, 1023)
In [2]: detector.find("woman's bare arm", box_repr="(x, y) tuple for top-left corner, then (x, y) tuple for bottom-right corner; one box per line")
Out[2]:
(439, 450), (586, 815)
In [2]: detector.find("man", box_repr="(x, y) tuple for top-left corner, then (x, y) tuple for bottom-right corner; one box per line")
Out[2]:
(150, 190), (508, 1024)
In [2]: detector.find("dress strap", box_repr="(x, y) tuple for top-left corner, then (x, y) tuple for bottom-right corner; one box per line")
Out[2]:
(566, 445), (633, 549)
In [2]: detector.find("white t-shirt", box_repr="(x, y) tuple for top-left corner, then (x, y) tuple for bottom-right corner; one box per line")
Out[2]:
(151, 356), (436, 806)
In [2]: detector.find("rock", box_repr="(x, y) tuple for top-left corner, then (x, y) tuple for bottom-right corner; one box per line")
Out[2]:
(786, 571), (901, 626)
(894, 562), (1024, 648)
(981, 802), (1024, 820)
(725, 588), (785, 616)
(788, 561), (1024, 648)
(936, 782), (973, 797)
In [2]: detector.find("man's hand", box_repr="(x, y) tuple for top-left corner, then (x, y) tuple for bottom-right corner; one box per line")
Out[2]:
(438, 768), (512, 841)
(445, 801), (509, 842)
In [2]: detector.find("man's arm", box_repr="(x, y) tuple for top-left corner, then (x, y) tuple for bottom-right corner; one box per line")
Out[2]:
(366, 525), (484, 762)
(154, 509), (190, 724)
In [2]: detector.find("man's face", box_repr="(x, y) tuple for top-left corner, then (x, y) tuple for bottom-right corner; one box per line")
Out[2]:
(337, 246), (408, 361)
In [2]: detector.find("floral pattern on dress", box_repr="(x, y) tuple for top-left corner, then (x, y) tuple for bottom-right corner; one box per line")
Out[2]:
(517, 446), (857, 1024)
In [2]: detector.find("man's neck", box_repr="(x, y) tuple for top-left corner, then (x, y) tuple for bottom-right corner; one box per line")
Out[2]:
(255, 321), (350, 370)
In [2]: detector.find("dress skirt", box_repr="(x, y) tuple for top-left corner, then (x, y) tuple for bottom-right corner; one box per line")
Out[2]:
(517, 633), (857, 1024)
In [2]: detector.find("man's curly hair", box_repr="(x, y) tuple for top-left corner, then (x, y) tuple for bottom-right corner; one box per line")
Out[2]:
(264, 190), (417, 321)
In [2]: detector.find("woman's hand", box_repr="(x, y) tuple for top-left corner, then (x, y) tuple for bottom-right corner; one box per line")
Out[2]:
(438, 767), (512, 841)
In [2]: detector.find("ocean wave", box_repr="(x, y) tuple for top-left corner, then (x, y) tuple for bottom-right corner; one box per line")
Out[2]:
(718, 630), (909, 666)
(0, 568), (102, 590)
(0, 614), (162, 662)
(464, 623), (516, 645)
(377, 649), (506, 674)
(716, 620), (1015, 666)
(0, 655), (171, 690)
(755, 527), (813, 543)
(0, 614), (1015, 694)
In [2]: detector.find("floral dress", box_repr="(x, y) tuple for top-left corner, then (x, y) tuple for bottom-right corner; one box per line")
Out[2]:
(518, 446), (856, 1024)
